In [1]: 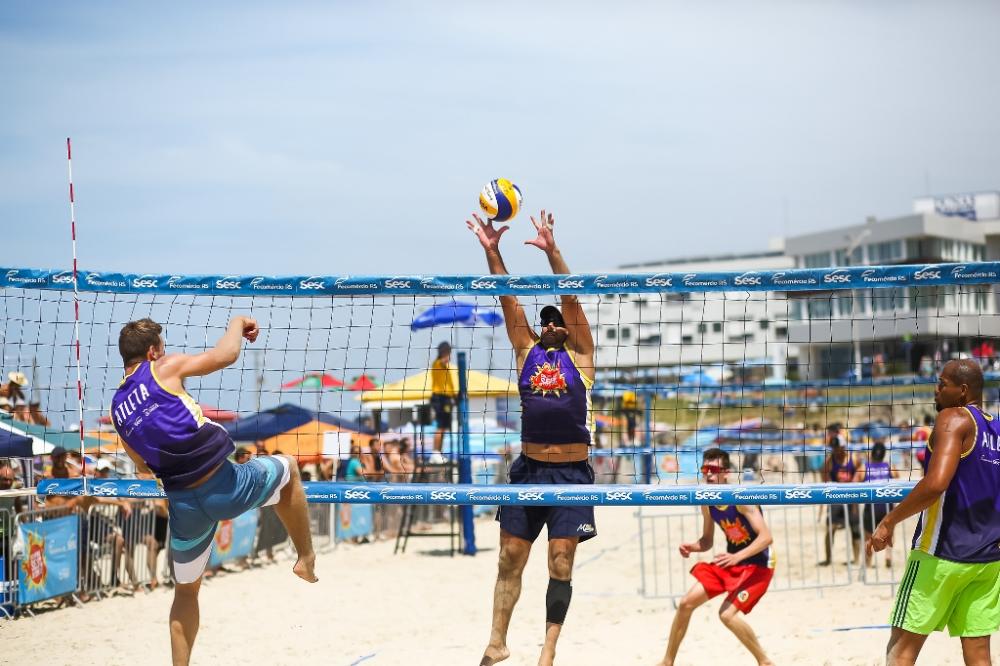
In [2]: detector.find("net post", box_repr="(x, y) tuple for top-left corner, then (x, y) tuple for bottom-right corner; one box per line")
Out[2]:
(641, 390), (653, 483)
(457, 351), (476, 555)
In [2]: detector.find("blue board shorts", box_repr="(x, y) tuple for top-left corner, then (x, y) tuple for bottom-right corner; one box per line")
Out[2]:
(497, 454), (597, 543)
(166, 456), (291, 584)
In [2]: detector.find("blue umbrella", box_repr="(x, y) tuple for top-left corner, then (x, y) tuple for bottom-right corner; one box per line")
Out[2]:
(410, 300), (503, 330)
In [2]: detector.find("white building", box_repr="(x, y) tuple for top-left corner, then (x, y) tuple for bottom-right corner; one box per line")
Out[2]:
(584, 247), (796, 383)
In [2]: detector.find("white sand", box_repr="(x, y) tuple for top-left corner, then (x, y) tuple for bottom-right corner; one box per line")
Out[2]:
(5, 505), (999, 666)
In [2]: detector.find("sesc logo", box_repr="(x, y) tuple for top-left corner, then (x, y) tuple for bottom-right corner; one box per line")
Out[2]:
(823, 270), (851, 284)
(215, 276), (242, 289)
(517, 490), (545, 502)
(343, 488), (372, 501)
(384, 278), (413, 289)
(644, 273), (674, 288)
(91, 482), (119, 497)
(132, 275), (159, 289)
(694, 489), (723, 501)
(470, 278), (498, 290)
(733, 272), (762, 287)
(913, 267), (941, 281)
(51, 271), (75, 285)
(604, 490), (633, 502)
(557, 277), (585, 289)
(874, 486), (906, 499)
(430, 490), (457, 501)
(298, 277), (326, 290)
(784, 487), (814, 500)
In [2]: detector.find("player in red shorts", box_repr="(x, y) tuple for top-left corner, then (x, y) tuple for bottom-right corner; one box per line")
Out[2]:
(656, 448), (775, 666)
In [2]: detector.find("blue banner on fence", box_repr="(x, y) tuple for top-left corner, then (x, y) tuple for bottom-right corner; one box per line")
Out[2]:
(334, 504), (373, 541)
(208, 510), (258, 567)
(18, 514), (78, 605)
(2, 263), (998, 296)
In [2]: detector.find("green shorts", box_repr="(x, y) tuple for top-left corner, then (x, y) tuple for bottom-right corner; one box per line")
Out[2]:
(890, 550), (1000, 637)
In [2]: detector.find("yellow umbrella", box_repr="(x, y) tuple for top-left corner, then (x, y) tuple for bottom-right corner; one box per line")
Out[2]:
(359, 368), (518, 408)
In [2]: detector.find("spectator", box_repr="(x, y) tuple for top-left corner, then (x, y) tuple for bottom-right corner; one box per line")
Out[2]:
(0, 465), (24, 587)
(429, 341), (456, 464)
(854, 441), (898, 568)
(0, 371), (27, 418)
(365, 438), (386, 482)
(820, 424), (861, 566)
(343, 444), (365, 482)
(619, 390), (640, 446)
(46, 446), (81, 479)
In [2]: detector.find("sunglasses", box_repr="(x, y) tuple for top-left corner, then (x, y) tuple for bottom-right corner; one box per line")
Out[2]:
(701, 464), (727, 475)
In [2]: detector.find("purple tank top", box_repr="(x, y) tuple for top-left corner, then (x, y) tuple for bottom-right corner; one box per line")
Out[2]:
(708, 505), (772, 567)
(829, 454), (856, 482)
(518, 345), (592, 445)
(912, 405), (1000, 563)
(111, 362), (233, 490)
(865, 461), (890, 482)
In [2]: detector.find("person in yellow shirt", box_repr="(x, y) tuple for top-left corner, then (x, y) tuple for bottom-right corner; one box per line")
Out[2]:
(429, 341), (456, 463)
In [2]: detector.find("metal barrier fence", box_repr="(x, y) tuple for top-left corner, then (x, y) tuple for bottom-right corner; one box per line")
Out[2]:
(637, 503), (918, 602)
(80, 501), (162, 599)
(0, 506), (15, 618)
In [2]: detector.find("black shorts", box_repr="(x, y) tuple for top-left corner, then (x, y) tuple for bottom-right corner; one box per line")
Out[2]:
(431, 394), (453, 430)
(861, 503), (893, 534)
(828, 504), (861, 533)
(496, 455), (597, 543)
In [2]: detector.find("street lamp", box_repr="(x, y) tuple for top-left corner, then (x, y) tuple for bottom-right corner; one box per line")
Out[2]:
(844, 227), (873, 381)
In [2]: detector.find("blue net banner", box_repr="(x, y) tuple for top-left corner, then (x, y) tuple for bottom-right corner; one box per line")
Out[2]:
(18, 514), (79, 605)
(208, 511), (258, 567)
(37, 478), (915, 506)
(2, 263), (998, 296)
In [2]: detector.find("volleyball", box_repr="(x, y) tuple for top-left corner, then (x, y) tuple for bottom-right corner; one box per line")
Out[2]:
(478, 178), (522, 223)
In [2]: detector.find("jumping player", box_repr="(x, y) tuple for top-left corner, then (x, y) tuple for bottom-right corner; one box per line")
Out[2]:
(468, 210), (596, 666)
(111, 317), (317, 666)
(868, 360), (1000, 665)
(657, 448), (775, 666)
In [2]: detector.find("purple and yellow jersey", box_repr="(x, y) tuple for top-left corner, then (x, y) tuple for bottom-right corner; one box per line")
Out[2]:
(708, 505), (774, 568)
(829, 454), (856, 482)
(111, 361), (233, 490)
(518, 344), (593, 445)
(865, 461), (891, 482)
(912, 405), (1000, 563)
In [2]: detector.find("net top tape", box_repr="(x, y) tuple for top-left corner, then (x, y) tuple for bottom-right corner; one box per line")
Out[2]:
(37, 478), (915, 506)
(2, 263), (997, 297)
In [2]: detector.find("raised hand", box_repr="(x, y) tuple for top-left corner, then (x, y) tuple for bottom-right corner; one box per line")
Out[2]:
(466, 212), (509, 252)
(240, 317), (260, 343)
(525, 209), (556, 253)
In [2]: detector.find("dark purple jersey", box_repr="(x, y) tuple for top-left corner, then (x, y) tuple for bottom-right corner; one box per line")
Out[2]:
(518, 344), (592, 445)
(708, 504), (773, 568)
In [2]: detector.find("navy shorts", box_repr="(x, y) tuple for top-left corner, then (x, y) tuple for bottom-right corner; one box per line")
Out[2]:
(431, 394), (453, 429)
(497, 455), (597, 543)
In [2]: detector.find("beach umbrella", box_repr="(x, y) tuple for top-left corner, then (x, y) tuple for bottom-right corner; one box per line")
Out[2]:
(410, 300), (503, 330)
(281, 373), (345, 390)
(346, 374), (379, 391)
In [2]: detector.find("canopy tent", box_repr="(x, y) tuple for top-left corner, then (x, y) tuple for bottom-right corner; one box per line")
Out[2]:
(0, 417), (106, 455)
(226, 403), (374, 442)
(253, 420), (368, 463)
(359, 368), (518, 409)
(0, 427), (32, 458)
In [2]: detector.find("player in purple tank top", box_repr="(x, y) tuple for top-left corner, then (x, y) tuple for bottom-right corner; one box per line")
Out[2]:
(112, 317), (317, 666)
(853, 440), (898, 568)
(468, 209), (596, 666)
(868, 360), (1000, 664)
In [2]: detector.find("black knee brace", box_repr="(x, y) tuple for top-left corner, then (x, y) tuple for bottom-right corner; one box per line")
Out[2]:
(546, 578), (572, 625)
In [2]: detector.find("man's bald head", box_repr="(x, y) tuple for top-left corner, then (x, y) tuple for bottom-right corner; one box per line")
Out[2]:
(935, 359), (985, 411)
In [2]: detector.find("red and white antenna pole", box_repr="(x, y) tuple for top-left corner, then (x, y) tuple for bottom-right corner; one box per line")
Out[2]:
(67, 138), (87, 484)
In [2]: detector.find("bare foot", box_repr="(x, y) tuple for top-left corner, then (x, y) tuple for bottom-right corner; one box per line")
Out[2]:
(537, 646), (556, 666)
(480, 644), (510, 665)
(293, 552), (318, 583)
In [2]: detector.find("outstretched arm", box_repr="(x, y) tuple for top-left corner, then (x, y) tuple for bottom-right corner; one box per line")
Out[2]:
(155, 316), (259, 389)
(679, 506), (715, 557)
(466, 213), (535, 353)
(526, 211), (594, 357)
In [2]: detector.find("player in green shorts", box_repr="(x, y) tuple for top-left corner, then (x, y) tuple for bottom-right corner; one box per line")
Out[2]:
(868, 360), (1000, 665)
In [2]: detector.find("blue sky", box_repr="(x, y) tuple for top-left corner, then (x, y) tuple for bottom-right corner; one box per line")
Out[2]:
(2, 1), (999, 277)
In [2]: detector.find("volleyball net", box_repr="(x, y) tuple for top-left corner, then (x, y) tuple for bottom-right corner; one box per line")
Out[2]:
(4, 262), (999, 506)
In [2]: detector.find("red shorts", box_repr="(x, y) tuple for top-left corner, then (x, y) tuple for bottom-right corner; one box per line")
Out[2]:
(690, 562), (773, 614)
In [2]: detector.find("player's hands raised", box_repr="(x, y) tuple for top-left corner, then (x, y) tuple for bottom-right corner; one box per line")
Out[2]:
(525, 209), (556, 253)
(467, 213), (509, 251)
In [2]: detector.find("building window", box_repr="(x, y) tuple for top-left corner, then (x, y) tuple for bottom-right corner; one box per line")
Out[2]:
(605, 328), (616, 340)
(712, 322), (723, 333)
(775, 326), (787, 339)
(697, 323), (707, 333)
(834, 247), (864, 266)
(621, 327), (631, 341)
(868, 240), (902, 263)
(803, 252), (832, 269)
(759, 319), (770, 330)
(681, 335), (693, 344)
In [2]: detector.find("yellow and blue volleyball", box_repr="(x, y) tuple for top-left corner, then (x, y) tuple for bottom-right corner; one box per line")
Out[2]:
(479, 178), (522, 223)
